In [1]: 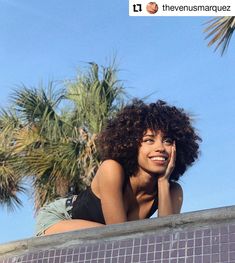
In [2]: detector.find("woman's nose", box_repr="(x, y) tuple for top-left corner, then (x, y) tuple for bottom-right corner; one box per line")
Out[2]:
(154, 141), (165, 152)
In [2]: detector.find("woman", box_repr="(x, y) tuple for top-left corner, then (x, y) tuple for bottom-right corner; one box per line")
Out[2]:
(36, 99), (201, 236)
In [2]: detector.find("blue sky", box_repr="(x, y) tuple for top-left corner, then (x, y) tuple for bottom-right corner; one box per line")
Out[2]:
(0, 0), (235, 244)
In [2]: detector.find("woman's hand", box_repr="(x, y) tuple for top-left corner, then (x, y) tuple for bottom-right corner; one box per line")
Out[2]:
(158, 141), (176, 182)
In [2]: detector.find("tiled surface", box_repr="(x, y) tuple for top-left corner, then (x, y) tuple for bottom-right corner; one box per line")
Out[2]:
(1, 223), (235, 263)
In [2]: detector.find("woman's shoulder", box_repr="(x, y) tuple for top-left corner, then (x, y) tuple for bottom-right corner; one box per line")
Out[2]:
(96, 159), (125, 184)
(100, 159), (123, 169)
(170, 181), (183, 196)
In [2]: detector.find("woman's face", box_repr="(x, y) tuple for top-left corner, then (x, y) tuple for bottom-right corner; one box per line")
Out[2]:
(137, 129), (174, 176)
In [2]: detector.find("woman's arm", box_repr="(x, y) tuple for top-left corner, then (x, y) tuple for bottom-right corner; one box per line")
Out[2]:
(157, 142), (183, 217)
(96, 160), (127, 224)
(157, 180), (183, 217)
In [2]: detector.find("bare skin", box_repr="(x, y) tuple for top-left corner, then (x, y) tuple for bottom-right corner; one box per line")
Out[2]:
(44, 130), (183, 235)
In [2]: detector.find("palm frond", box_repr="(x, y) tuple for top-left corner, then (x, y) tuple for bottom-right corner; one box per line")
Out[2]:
(11, 83), (68, 141)
(0, 151), (26, 211)
(67, 62), (125, 133)
(204, 16), (235, 55)
(0, 109), (21, 148)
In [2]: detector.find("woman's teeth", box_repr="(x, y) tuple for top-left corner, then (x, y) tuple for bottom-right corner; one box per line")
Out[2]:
(150, 156), (166, 161)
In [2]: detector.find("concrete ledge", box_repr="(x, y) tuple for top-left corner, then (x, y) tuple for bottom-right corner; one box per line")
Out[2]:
(1, 205), (235, 257)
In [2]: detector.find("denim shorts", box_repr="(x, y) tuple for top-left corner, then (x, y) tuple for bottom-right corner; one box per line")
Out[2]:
(35, 197), (73, 236)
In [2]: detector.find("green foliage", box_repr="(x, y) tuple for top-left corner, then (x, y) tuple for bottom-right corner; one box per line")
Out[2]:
(67, 62), (125, 133)
(0, 109), (26, 210)
(0, 150), (26, 211)
(0, 62), (126, 210)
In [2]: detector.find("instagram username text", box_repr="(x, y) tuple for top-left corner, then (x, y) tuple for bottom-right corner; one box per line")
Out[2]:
(162, 4), (231, 13)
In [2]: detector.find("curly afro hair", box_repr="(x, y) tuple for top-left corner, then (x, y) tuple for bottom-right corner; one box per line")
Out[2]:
(97, 99), (201, 181)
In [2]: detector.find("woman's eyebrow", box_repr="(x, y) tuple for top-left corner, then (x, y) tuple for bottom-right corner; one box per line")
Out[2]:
(143, 134), (154, 137)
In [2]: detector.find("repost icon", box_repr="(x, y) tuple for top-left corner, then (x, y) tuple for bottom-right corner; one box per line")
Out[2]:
(130, 1), (160, 15)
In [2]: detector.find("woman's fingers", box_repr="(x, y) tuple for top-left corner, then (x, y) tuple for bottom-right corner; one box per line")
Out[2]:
(158, 142), (176, 182)
(165, 141), (176, 177)
(170, 141), (176, 168)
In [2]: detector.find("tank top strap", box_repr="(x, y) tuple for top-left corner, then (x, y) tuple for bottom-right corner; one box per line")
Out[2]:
(147, 197), (158, 218)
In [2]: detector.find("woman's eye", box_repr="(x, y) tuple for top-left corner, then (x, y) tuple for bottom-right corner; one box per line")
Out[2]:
(143, 138), (154, 143)
(163, 138), (173, 144)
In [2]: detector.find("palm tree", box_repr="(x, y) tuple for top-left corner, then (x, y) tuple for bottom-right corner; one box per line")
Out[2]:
(66, 62), (125, 188)
(0, 110), (26, 210)
(0, 62), (126, 210)
(204, 16), (235, 55)
(10, 84), (72, 209)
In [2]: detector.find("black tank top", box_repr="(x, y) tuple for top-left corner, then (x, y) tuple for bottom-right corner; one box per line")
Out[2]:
(71, 186), (158, 224)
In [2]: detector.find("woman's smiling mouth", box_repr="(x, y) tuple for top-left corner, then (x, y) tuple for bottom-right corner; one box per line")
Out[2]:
(150, 156), (167, 161)
(149, 155), (169, 165)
